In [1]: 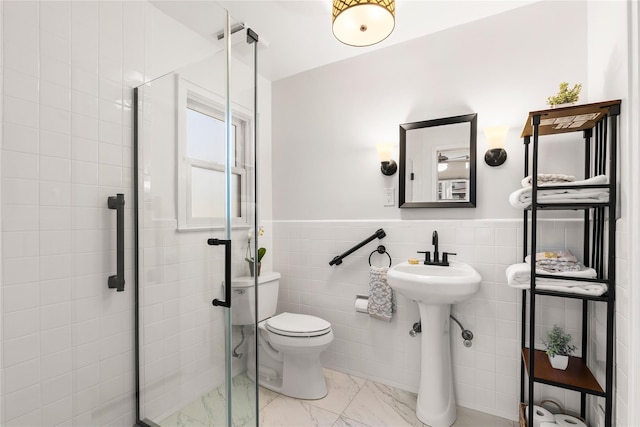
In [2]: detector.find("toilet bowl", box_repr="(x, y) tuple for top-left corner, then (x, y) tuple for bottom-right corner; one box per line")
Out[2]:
(231, 274), (334, 399)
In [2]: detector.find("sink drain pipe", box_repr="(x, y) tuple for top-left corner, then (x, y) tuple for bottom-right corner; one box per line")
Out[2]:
(409, 315), (474, 348)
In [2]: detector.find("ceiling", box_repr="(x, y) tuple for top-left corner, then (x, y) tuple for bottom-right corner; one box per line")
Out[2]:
(152, 1), (537, 82)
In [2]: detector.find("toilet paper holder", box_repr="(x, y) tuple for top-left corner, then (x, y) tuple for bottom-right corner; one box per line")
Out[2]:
(355, 295), (369, 313)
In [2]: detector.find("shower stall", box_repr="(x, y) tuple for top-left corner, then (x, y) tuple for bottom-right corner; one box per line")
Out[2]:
(134, 4), (263, 426)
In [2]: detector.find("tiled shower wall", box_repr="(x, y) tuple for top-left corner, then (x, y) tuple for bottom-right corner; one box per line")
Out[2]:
(0, 0), (5, 424)
(0, 2), (145, 425)
(272, 218), (594, 421)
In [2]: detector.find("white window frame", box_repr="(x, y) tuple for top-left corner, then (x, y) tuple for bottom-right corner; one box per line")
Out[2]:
(176, 76), (253, 230)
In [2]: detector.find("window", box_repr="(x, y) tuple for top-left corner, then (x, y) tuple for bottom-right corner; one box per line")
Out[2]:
(177, 77), (252, 229)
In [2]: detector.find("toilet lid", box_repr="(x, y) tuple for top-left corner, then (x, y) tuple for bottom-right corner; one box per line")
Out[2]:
(265, 312), (332, 337)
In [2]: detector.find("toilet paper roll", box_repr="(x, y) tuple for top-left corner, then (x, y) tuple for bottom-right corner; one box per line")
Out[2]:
(525, 405), (556, 427)
(355, 296), (369, 313)
(555, 414), (586, 427)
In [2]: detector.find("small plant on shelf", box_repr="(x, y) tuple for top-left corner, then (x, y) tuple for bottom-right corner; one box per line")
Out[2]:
(546, 82), (582, 107)
(543, 325), (577, 370)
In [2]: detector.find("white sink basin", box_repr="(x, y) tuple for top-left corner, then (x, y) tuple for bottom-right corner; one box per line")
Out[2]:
(386, 259), (481, 426)
(387, 260), (481, 305)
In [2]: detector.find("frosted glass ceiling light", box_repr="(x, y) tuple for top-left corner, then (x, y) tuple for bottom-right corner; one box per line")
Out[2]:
(332, 0), (395, 47)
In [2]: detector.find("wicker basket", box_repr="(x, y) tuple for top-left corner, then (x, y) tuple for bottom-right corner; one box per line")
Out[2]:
(519, 400), (586, 427)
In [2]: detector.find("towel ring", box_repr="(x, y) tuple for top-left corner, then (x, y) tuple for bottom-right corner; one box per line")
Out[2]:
(369, 245), (392, 267)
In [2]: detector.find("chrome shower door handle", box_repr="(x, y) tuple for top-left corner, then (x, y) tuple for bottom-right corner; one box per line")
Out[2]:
(107, 193), (125, 292)
(208, 238), (232, 308)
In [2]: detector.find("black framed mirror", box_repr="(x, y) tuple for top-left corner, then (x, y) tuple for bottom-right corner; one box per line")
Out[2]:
(399, 113), (477, 208)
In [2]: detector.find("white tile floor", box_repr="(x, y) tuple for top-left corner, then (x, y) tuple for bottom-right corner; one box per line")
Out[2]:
(159, 369), (518, 427)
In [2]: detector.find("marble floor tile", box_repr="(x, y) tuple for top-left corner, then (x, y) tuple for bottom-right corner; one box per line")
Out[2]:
(305, 369), (367, 415)
(452, 406), (514, 427)
(159, 411), (208, 427)
(259, 394), (340, 427)
(342, 380), (423, 427)
(158, 369), (517, 427)
(331, 416), (374, 427)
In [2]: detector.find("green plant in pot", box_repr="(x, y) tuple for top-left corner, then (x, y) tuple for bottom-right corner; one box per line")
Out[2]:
(246, 247), (266, 277)
(546, 82), (582, 107)
(245, 226), (266, 277)
(543, 325), (577, 370)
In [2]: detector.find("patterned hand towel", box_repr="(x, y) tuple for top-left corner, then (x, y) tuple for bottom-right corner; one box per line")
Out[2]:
(367, 266), (396, 322)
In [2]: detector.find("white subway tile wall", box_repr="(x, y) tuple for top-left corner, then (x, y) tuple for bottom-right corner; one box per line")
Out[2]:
(272, 219), (593, 421)
(1, 1), (145, 425)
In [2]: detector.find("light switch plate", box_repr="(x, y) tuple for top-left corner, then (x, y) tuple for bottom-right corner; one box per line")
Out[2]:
(384, 188), (395, 206)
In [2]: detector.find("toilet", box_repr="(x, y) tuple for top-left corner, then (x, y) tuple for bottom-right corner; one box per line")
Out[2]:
(231, 272), (334, 399)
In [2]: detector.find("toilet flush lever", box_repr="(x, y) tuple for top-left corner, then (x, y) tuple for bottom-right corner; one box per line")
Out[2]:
(208, 238), (232, 308)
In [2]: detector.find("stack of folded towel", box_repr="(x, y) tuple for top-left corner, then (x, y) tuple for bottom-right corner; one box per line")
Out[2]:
(521, 173), (575, 187)
(509, 174), (609, 209)
(505, 250), (606, 295)
(524, 249), (583, 273)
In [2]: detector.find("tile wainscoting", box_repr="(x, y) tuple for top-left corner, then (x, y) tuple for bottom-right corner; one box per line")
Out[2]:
(271, 219), (589, 421)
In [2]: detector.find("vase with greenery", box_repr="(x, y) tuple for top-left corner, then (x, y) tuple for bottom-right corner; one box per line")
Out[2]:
(245, 227), (266, 277)
(546, 82), (582, 108)
(543, 325), (577, 370)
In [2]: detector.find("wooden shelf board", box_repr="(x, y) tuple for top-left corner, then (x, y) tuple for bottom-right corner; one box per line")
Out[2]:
(521, 348), (604, 395)
(521, 99), (621, 137)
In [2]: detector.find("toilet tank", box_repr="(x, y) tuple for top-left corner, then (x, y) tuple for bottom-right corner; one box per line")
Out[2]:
(231, 271), (281, 325)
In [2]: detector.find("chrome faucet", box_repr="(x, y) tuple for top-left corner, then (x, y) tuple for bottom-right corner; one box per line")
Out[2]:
(432, 231), (439, 264)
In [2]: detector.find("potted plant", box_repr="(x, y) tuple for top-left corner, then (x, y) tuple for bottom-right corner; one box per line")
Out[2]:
(245, 227), (266, 277)
(246, 247), (266, 277)
(543, 325), (577, 370)
(546, 82), (582, 108)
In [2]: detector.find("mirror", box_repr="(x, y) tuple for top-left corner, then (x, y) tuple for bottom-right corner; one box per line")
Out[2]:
(399, 113), (477, 208)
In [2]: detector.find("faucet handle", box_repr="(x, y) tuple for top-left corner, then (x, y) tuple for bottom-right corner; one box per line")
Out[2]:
(442, 252), (457, 264)
(417, 251), (431, 264)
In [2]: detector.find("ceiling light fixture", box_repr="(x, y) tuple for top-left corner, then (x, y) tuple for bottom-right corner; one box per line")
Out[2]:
(332, 0), (395, 47)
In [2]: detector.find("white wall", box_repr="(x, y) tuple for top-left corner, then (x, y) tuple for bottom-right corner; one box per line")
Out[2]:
(585, 1), (632, 425)
(0, 2), (143, 424)
(271, 0), (630, 423)
(272, 1), (588, 221)
(0, 1), (5, 423)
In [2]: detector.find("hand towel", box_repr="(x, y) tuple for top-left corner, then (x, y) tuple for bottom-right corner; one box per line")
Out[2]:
(509, 175), (609, 209)
(367, 266), (395, 322)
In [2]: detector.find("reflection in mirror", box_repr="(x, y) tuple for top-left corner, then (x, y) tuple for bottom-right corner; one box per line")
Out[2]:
(399, 113), (477, 208)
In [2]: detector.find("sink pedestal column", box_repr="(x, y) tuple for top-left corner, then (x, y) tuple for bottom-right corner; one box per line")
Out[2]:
(416, 303), (456, 427)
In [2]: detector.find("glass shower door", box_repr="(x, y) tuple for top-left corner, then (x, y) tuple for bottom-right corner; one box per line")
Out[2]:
(134, 5), (259, 426)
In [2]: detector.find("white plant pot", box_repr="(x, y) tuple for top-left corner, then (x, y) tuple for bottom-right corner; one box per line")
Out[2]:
(548, 354), (569, 370)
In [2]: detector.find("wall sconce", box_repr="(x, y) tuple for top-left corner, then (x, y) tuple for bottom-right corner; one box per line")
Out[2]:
(484, 126), (509, 167)
(332, 0), (395, 47)
(376, 143), (397, 175)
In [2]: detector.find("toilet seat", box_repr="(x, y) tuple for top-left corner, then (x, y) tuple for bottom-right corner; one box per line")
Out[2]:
(265, 312), (332, 337)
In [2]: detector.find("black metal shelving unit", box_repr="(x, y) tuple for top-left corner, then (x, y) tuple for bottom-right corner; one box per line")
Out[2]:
(518, 100), (621, 427)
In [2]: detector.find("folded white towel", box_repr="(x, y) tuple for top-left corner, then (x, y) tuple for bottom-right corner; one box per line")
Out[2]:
(505, 263), (606, 296)
(367, 266), (395, 322)
(521, 173), (576, 187)
(509, 175), (609, 209)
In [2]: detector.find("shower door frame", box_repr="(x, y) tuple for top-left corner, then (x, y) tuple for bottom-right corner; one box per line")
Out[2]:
(132, 12), (261, 427)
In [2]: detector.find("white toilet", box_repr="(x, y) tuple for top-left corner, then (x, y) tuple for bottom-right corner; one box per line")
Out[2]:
(231, 272), (334, 399)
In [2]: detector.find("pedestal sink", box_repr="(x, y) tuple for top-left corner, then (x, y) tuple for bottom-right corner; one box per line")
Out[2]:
(387, 260), (481, 427)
